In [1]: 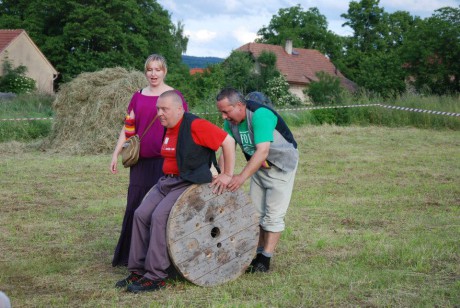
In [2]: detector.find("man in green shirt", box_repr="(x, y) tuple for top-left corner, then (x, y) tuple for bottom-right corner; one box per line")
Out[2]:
(216, 88), (299, 273)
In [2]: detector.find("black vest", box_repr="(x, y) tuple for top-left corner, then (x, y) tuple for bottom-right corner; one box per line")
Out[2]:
(246, 100), (297, 148)
(239, 100), (298, 163)
(175, 113), (220, 184)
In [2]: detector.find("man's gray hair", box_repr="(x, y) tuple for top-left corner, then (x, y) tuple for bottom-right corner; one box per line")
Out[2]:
(216, 87), (246, 106)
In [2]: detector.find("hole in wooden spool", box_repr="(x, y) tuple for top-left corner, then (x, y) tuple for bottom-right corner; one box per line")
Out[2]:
(211, 227), (220, 238)
(209, 217), (214, 222)
(195, 223), (200, 228)
(217, 242), (222, 248)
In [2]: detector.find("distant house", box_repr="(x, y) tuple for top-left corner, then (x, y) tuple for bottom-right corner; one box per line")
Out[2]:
(0, 29), (58, 94)
(237, 40), (357, 101)
(190, 68), (205, 75)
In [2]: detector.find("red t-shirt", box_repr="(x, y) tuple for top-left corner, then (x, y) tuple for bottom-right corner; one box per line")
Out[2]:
(161, 117), (228, 175)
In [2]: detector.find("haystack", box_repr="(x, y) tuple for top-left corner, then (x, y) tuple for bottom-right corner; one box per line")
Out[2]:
(48, 67), (147, 154)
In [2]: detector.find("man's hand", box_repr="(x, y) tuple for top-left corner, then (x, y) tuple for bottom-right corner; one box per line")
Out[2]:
(226, 173), (246, 192)
(209, 173), (232, 195)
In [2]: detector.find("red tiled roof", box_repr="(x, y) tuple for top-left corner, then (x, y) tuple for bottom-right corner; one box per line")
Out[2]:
(0, 29), (24, 53)
(190, 68), (205, 75)
(237, 42), (357, 92)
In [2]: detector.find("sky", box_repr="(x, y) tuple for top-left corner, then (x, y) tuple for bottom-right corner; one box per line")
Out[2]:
(157, 0), (459, 58)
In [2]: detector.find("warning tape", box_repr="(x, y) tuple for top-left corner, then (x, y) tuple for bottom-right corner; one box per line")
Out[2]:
(1, 104), (459, 121)
(377, 104), (460, 117)
(199, 103), (460, 117)
(0, 117), (54, 122)
(276, 104), (380, 112)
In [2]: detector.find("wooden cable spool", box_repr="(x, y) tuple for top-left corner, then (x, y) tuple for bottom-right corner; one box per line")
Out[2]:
(167, 184), (259, 287)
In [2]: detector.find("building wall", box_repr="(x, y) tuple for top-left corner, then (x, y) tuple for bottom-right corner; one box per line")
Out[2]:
(0, 33), (57, 94)
(288, 84), (306, 102)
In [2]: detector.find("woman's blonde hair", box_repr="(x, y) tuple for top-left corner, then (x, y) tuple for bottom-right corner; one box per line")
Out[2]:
(144, 54), (167, 73)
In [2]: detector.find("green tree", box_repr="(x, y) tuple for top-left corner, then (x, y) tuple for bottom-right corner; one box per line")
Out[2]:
(340, 0), (418, 97)
(306, 71), (345, 105)
(257, 5), (343, 60)
(400, 6), (460, 94)
(218, 50), (281, 95)
(341, 0), (386, 52)
(188, 64), (226, 111)
(0, 0), (187, 82)
(221, 51), (254, 93)
(250, 50), (280, 92)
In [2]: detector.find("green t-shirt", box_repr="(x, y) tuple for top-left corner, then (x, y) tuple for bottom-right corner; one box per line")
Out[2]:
(224, 108), (277, 156)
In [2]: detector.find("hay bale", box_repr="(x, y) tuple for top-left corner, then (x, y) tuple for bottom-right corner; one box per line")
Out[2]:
(48, 67), (147, 154)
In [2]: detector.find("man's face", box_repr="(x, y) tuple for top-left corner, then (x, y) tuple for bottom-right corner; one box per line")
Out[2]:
(157, 96), (183, 128)
(216, 98), (245, 125)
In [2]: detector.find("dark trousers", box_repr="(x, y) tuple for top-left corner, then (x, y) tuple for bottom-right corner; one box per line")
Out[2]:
(128, 176), (190, 280)
(112, 157), (164, 267)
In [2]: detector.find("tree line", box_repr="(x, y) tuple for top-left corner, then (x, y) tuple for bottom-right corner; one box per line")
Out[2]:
(256, 2), (460, 98)
(1, 0), (459, 107)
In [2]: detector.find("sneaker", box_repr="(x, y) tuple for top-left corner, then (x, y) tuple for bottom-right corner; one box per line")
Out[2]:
(246, 261), (269, 273)
(245, 256), (259, 273)
(127, 277), (166, 293)
(115, 272), (142, 288)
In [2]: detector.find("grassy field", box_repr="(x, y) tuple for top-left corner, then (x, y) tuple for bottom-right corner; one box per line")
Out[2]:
(0, 125), (459, 307)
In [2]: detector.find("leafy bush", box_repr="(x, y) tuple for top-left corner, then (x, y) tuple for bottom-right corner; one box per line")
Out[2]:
(265, 75), (302, 107)
(311, 107), (351, 125)
(305, 71), (346, 105)
(0, 58), (36, 94)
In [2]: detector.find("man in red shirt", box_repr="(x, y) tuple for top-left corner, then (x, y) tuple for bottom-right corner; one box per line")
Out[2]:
(115, 90), (235, 293)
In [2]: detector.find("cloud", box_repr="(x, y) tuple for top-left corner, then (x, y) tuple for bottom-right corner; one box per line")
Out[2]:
(185, 29), (217, 43)
(160, 0), (178, 11)
(224, 0), (240, 11)
(232, 26), (259, 44)
(380, 0), (458, 15)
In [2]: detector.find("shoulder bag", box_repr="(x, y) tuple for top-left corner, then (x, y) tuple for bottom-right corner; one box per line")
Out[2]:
(121, 114), (158, 168)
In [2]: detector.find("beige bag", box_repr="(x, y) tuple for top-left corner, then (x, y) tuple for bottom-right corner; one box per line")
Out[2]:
(121, 135), (141, 168)
(120, 115), (158, 168)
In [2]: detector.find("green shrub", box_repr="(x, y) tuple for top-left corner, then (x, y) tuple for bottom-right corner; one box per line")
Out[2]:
(306, 71), (346, 105)
(311, 107), (351, 125)
(265, 75), (302, 107)
(0, 58), (36, 94)
(0, 74), (36, 94)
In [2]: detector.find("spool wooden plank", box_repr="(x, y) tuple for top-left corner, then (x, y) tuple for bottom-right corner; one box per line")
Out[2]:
(167, 184), (259, 287)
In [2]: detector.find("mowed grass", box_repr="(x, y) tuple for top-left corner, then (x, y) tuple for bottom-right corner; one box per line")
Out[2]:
(0, 125), (459, 307)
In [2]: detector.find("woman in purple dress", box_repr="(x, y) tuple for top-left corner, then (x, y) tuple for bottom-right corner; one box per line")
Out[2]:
(110, 54), (188, 266)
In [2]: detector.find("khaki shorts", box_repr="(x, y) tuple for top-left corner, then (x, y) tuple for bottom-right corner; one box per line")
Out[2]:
(249, 162), (298, 232)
